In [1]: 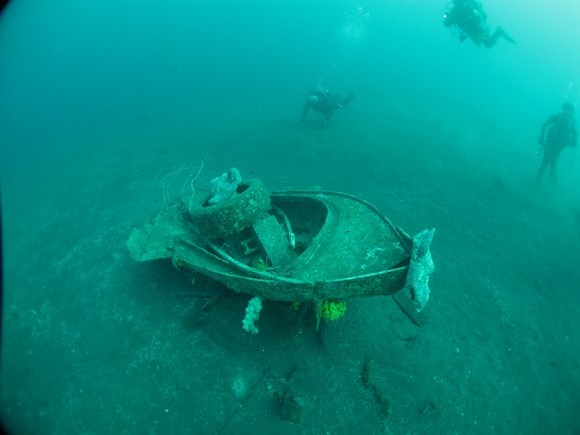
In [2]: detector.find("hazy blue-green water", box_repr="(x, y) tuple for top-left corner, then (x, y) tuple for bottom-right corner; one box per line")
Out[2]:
(1, 1), (580, 433)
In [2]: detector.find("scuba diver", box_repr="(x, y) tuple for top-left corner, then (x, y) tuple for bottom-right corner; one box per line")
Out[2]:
(443, 0), (516, 48)
(536, 102), (577, 185)
(301, 88), (358, 128)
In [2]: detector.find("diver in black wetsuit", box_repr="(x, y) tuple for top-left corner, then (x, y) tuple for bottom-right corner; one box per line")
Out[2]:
(536, 103), (577, 185)
(443, 0), (516, 48)
(301, 88), (358, 128)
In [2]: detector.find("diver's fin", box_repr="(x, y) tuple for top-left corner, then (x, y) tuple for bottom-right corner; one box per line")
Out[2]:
(500, 27), (517, 44)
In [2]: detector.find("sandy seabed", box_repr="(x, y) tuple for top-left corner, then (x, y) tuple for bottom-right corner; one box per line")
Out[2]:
(2, 101), (580, 434)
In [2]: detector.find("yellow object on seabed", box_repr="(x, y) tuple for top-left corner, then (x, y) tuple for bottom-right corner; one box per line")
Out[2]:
(320, 300), (347, 320)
